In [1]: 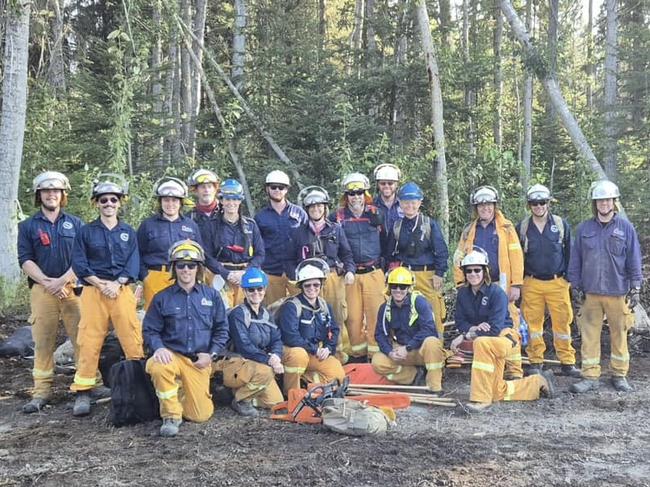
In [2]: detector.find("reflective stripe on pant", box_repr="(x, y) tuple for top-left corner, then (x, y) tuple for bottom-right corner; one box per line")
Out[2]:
(345, 269), (386, 357)
(30, 283), (81, 399)
(371, 337), (445, 391)
(412, 270), (446, 338)
(220, 357), (283, 408)
(146, 352), (213, 422)
(470, 336), (543, 403)
(522, 276), (575, 364)
(263, 274), (299, 306)
(282, 346), (345, 394)
(143, 269), (174, 311)
(71, 286), (144, 392)
(504, 304), (523, 379)
(577, 294), (634, 379)
(322, 271), (351, 363)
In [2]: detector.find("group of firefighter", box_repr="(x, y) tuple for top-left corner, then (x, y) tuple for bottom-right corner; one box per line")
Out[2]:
(17, 163), (642, 436)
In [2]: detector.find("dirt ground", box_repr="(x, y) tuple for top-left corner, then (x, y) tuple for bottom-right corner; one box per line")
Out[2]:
(2, 304), (650, 487)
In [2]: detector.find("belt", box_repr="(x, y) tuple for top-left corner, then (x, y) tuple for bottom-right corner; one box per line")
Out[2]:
(147, 265), (169, 272)
(405, 264), (434, 272)
(223, 263), (247, 271)
(526, 273), (564, 281)
(356, 265), (379, 275)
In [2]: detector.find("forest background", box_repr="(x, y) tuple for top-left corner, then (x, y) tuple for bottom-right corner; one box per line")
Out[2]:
(0, 0), (647, 305)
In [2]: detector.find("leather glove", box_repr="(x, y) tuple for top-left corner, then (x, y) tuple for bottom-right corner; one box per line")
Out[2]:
(571, 287), (585, 307)
(626, 288), (641, 310)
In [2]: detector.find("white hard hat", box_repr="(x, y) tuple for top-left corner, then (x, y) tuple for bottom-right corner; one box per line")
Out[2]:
(341, 172), (370, 191)
(373, 163), (401, 182)
(265, 170), (291, 186)
(527, 184), (551, 202)
(156, 177), (188, 199)
(187, 169), (219, 187)
(92, 173), (129, 199)
(461, 248), (490, 267)
(591, 180), (620, 200)
(471, 185), (499, 205)
(298, 186), (330, 207)
(33, 171), (71, 192)
(295, 257), (330, 284)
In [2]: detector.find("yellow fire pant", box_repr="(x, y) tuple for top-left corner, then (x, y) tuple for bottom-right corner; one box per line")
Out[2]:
(412, 270), (446, 338)
(577, 294), (634, 379)
(146, 352), (213, 422)
(143, 269), (174, 311)
(345, 269), (386, 357)
(224, 282), (245, 309)
(322, 271), (351, 363)
(71, 286), (144, 392)
(282, 346), (345, 394)
(371, 337), (446, 391)
(263, 274), (299, 306)
(470, 336), (544, 403)
(521, 276), (576, 364)
(217, 357), (283, 408)
(504, 304), (523, 379)
(29, 283), (81, 399)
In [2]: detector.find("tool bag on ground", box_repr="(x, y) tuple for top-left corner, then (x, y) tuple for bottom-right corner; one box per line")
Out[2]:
(109, 359), (160, 427)
(0, 326), (34, 358)
(99, 332), (124, 388)
(322, 397), (395, 436)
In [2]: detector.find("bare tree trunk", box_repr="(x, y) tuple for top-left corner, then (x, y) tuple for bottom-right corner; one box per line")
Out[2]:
(232, 0), (247, 92)
(364, 0), (377, 62)
(0, 0), (31, 285)
(493, 1), (503, 150)
(349, 0), (364, 75)
(191, 0), (207, 125)
(603, 0), (618, 181)
(391, 0), (409, 142)
(546, 0), (558, 120)
(463, 0), (477, 161)
(47, 0), (66, 94)
(318, 0), (327, 55)
(171, 29), (183, 165)
(152, 0), (165, 169)
(522, 0), (533, 187)
(438, 0), (451, 46)
(415, 0), (449, 240)
(585, 0), (593, 110)
(180, 0), (193, 159)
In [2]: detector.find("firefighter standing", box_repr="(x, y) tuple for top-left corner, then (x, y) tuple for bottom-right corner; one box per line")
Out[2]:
(372, 163), (403, 236)
(454, 185), (524, 379)
(386, 182), (449, 337)
(144, 240), (228, 437)
(254, 170), (308, 305)
(451, 250), (556, 412)
(293, 186), (355, 363)
(18, 172), (84, 413)
(568, 180), (642, 393)
(137, 177), (203, 310)
(220, 268), (284, 417)
(516, 184), (580, 377)
(279, 259), (345, 394)
(372, 268), (446, 393)
(70, 175), (143, 416)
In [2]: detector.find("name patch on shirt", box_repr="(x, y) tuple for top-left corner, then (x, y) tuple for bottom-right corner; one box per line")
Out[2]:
(613, 228), (625, 237)
(120, 232), (129, 242)
(481, 296), (489, 306)
(181, 225), (193, 233)
(201, 298), (213, 307)
(62, 221), (74, 230)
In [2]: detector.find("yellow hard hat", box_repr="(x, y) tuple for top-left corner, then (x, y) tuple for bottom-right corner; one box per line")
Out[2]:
(168, 239), (206, 263)
(387, 267), (414, 286)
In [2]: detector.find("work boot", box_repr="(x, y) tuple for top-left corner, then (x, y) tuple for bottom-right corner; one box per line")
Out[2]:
(559, 364), (582, 378)
(231, 399), (259, 417)
(465, 402), (492, 413)
(72, 392), (91, 417)
(527, 363), (543, 375)
(160, 418), (182, 437)
(412, 366), (427, 387)
(22, 398), (47, 414)
(539, 370), (557, 399)
(89, 385), (111, 400)
(569, 379), (599, 394)
(611, 376), (633, 392)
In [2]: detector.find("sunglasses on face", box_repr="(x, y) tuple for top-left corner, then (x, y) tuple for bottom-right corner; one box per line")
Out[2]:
(98, 196), (119, 205)
(463, 267), (483, 275)
(175, 262), (198, 270)
(268, 185), (287, 191)
(303, 282), (322, 289)
(245, 287), (265, 293)
(346, 190), (365, 197)
(530, 201), (548, 207)
(389, 284), (409, 291)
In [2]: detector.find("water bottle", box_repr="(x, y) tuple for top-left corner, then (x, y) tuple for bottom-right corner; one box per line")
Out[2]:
(519, 316), (529, 347)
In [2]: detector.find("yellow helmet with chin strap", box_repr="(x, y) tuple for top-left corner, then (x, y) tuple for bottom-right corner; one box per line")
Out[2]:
(168, 239), (206, 263)
(387, 267), (415, 286)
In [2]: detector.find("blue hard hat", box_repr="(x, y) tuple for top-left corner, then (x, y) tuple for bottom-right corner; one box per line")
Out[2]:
(219, 179), (244, 200)
(398, 182), (424, 201)
(240, 267), (269, 288)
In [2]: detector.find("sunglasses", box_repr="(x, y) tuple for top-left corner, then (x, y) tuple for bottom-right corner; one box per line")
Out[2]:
(245, 287), (265, 293)
(529, 201), (548, 207)
(463, 267), (483, 275)
(175, 262), (198, 270)
(268, 185), (287, 191)
(98, 196), (119, 205)
(389, 284), (409, 291)
(346, 190), (365, 196)
(303, 282), (322, 289)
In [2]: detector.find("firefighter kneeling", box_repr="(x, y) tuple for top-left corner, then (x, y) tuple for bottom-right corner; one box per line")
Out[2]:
(220, 267), (285, 417)
(143, 240), (228, 437)
(451, 249), (557, 413)
(372, 267), (446, 393)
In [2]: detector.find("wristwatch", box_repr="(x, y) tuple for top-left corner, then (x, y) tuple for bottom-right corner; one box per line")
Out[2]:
(117, 276), (129, 285)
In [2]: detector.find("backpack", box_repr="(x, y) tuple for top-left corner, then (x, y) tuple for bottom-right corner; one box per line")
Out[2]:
(99, 332), (125, 388)
(392, 214), (432, 248)
(322, 397), (395, 436)
(267, 295), (330, 325)
(518, 214), (565, 253)
(109, 359), (160, 427)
